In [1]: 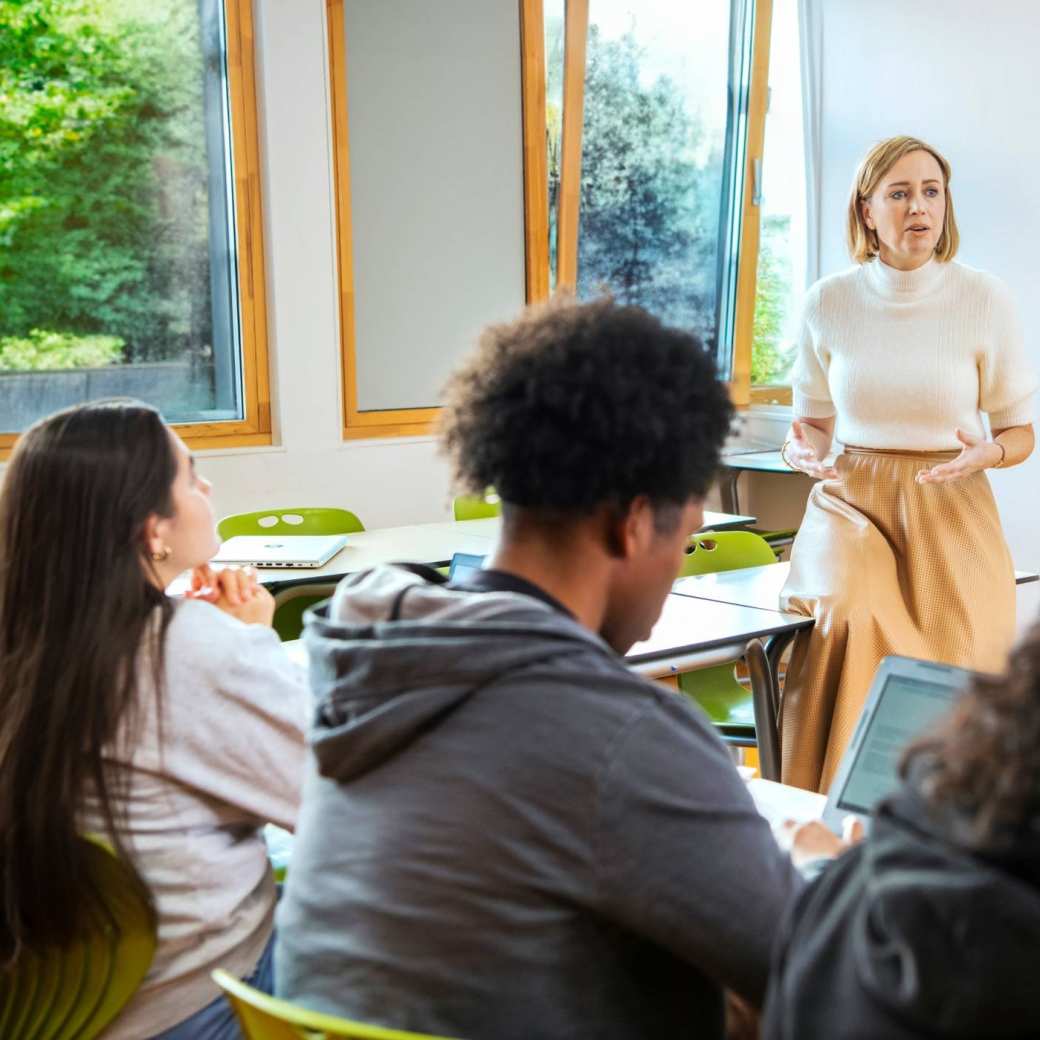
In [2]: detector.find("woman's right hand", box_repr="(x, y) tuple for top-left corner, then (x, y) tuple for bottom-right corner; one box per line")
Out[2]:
(784, 419), (839, 479)
(185, 564), (276, 627)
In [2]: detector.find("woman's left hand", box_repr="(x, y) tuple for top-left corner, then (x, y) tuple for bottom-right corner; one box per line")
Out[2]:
(916, 428), (1002, 485)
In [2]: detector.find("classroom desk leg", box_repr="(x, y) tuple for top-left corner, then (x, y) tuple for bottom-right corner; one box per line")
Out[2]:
(746, 639), (779, 782)
(718, 469), (742, 516)
(755, 629), (801, 782)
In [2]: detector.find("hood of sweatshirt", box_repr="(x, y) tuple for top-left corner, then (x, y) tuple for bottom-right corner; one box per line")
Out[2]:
(301, 565), (615, 784)
(838, 788), (1040, 1036)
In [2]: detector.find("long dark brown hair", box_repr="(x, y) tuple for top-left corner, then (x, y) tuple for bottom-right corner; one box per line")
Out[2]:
(0, 401), (177, 960)
(902, 621), (1040, 848)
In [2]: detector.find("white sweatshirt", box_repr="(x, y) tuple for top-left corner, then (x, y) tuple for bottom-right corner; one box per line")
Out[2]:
(83, 598), (310, 1039)
(792, 258), (1038, 449)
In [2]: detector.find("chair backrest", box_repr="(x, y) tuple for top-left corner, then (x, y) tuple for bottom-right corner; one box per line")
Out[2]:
(676, 529), (776, 578)
(212, 970), (462, 1040)
(452, 490), (500, 522)
(218, 508), (365, 540)
(0, 839), (157, 1040)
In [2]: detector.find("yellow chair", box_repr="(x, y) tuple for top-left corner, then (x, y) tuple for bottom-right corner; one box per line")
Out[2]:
(0, 839), (156, 1039)
(217, 507), (364, 541)
(452, 490), (500, 521)
(212, 970), (462, 1040)
(676, 531), (778, 747)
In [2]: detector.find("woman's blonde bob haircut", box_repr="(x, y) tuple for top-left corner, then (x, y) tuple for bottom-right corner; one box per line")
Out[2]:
(847, 135), (959, 264)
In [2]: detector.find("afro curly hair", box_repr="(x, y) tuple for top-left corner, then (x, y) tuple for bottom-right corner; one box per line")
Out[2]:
(439, 297), (734, 519)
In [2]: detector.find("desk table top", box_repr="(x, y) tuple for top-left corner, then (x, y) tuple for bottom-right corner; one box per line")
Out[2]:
(674, 561), (1039, 612)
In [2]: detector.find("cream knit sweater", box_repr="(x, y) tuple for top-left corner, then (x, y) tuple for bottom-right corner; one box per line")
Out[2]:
(792, 258), (1038, 450)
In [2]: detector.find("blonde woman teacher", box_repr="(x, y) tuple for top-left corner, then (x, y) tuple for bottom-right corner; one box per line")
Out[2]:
(779, 135), (1037, 793)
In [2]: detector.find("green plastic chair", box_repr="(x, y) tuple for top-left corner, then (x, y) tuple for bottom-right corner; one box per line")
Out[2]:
(452, 490), (500, 521)
(216, 508), (364, 641)
(217, 507), (365, 540)
(270, 582), (338, 643)
(212, 970), (463, 1040)
(676, 530), (778, 744)
(0, 839), (157, 1039)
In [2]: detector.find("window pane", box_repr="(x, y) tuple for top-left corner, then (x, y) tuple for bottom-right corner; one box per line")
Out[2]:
(575, 1), (749, 360)
(0, 0), (243, 431)
(545, 0), (564, 292)
(751, 0), (805, 389)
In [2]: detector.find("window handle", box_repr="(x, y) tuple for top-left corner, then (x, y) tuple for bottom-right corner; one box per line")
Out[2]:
(752, 157), (763, 206)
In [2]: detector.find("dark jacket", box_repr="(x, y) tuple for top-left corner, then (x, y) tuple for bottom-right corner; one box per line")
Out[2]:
(763, 783), (1040, 1039)
(276, 565), (799, 1040)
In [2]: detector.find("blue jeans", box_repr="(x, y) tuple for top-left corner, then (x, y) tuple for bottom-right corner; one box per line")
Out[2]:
(147, 934), (275, 1040)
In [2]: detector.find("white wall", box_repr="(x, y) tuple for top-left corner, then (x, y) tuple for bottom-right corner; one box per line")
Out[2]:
(198, 0), (455, 528)
(24, 0), (1031, 582)
(812, 0), (1040, 583)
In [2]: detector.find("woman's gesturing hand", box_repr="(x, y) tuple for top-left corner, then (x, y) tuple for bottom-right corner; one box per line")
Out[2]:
(185, 564), (276, 626)
(916, 427), (1003, 485)
(783, 419), (839, 479)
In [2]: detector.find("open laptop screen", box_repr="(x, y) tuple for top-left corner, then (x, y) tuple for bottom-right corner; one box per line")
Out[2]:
(833, 674), (961, 815)
(448, 552), (485, 583)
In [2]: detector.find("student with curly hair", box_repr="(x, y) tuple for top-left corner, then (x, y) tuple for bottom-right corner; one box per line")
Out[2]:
(763, 620), (1040, 1038)
(276, 298), (801, 1040)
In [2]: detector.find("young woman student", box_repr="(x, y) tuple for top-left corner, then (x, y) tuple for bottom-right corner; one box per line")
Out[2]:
(0, 401), (309, 1039)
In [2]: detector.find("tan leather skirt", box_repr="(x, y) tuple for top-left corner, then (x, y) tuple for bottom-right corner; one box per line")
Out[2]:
(779, 446), (1015, 793)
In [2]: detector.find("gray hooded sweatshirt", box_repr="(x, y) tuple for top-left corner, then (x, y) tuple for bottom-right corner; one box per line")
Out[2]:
(276, 565), (800, 1040)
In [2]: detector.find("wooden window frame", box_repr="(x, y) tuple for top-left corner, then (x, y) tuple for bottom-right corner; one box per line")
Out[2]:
(327, 0), (550, 441)
(728, 0), (774, 410)
(0, 0), (273, 460)
(733, 0), (794, 410)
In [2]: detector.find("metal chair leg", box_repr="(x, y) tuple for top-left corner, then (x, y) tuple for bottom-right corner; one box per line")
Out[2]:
(746, 637), (781, 781)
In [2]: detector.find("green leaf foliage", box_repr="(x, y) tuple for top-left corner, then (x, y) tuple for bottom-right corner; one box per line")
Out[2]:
(0, 0), (214, 367)
(575, 27), (721, 350)
(0, 328), (124, 370)
(751, 214), (796, 386)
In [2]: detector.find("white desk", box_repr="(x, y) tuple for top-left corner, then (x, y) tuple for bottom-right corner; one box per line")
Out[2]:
(719, 450), (800, 515)
(249, 512), (756, 592)
(673, 561), (1040, 612)
(626, 593), (812, 679)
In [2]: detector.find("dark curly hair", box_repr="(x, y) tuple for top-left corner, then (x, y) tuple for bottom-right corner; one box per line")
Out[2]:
(902, 620), (1040, 849)
(439, 297), (734, 522)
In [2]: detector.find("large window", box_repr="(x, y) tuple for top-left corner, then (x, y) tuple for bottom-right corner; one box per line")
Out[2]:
(541, 0), (798, 408)
(749, 0), (805, 403)
(0, 0), (270, 454)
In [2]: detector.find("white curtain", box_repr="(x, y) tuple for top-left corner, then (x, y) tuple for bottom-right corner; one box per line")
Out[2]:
(798, 0), (823, 286)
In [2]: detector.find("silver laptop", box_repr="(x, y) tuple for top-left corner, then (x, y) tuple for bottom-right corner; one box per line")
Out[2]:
(820, 656), (974, 833)
(211, 534), (349, 568)
(749, 655), (973, 836)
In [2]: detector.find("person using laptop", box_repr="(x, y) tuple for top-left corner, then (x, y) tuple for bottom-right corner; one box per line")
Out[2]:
(0, 401), (308, 1039)
(276, 298), (802, 1039)
(763, 621), (1040, 1038)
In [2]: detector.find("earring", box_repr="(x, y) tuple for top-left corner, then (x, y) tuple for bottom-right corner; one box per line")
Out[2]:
(150, 546), (172, 562)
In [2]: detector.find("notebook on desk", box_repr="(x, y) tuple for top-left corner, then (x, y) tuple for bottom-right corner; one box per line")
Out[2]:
(211, 534), (348, 568)
(750, 655), (974, 836)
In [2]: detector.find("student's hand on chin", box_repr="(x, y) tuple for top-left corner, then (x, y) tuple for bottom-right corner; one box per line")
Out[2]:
(783, 816), (864, 869)
(185, 565), (276, 626)
(185, 563), (221, 603)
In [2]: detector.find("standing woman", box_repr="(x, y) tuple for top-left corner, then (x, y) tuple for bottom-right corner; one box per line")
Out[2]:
(0, 401), (308, 1039)
(779, 135), (1037, 793)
